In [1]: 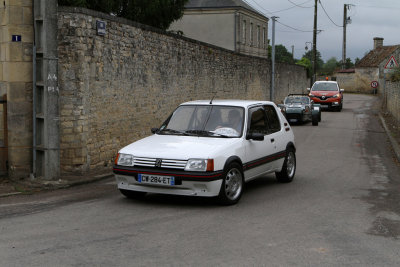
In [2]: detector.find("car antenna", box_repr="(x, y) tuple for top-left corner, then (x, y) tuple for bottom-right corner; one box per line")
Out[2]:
(209, 93), (216, 104)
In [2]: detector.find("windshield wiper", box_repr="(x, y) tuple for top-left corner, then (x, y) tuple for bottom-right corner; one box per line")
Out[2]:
(185, 129), (229, 138)
(159, 128), (192, 136)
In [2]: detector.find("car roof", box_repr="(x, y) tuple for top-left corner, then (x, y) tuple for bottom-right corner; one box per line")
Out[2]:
(181, 99), (274, 108)
(313, 81), (338, 84)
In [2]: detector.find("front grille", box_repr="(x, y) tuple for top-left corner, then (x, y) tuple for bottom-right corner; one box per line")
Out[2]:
(133, 157), (187, 170)
(316, 95), (332, 100)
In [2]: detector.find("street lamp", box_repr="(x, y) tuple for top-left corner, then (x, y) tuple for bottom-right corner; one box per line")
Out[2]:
(305, 41), (312, 51)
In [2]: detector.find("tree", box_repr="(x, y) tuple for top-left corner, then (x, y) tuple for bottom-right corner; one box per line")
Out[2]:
(338, 58), (355, 69)
(354, 57), (361, 66)
(302, 50), (324, 73)
(296, 57), (311, 77)
(268, 44), (294, 64)
(58, 0), (189, 30)
(320, 57), (339, 75)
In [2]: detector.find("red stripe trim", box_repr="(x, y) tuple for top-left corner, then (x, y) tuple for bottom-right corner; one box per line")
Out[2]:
(113, 168), (222, 178)
(244, 152), (286, 169)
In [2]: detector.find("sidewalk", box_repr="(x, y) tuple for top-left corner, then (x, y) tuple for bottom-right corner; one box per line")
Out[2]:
(0, 171), (113, 198)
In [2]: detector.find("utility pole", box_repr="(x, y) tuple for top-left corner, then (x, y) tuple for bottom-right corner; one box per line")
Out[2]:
(342, 4), (353, 69)
(270, 16), (278, 102)
(312, 0), (318, 87)
(342, 4), (348, 70)
(291, 45), (294, 60)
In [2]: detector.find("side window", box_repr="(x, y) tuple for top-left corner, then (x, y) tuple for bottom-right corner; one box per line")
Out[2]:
(264, 105), (281, 134)
(248, 106), (268, 135)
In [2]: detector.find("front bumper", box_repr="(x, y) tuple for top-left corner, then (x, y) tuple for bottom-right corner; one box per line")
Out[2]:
(311, 98), (341, 108)
(113, 166), (223, 197)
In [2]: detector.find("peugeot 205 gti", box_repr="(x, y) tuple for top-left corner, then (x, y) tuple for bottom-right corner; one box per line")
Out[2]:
(113, 100), (296, 205)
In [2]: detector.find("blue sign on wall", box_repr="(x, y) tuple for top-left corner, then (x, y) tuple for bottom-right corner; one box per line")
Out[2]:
(12, 35), (21, 42)
(97, 20), (106, 36)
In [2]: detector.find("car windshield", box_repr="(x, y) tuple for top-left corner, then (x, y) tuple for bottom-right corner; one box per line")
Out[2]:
(312, 83), (338, 91)
(285, 96), (310, 105)
(159, 105), (244, 138)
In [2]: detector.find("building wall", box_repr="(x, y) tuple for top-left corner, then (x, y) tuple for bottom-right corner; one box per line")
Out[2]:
(0, 0), (33, 178)
(333, 72), (357, 92)
(169, 8), (268, 58)
(169, 11), (235, 51)
(386, 81), (400, 123)
(57, 7), (307, 174)
(236, 11), (268, 58)
(354, 67), (379, 94)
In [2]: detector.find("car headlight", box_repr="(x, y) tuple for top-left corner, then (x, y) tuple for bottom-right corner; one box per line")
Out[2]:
(185, 159), (214, 172)
(309, 94), (315, 97)
(116, 153), (134, 166)
(333, 94), (340, 98)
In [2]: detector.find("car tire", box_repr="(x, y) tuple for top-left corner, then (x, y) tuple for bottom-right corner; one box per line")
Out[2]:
(120, 189), (146, 199)
(275, 148), (296, 183)
(312, 113), (319, 126)
(318, 112), (321, 122)
(218, 162), (244, 205)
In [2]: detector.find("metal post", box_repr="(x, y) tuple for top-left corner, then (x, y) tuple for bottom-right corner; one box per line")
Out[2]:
(270, 16), (278, 102)
(312, 0), (318, 86)
(342, 4), (347, 70)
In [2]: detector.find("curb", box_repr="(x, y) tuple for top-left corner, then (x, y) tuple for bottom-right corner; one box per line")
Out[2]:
(0, 192), (22, 198)
(64, 173), (114, 188)
(379, 114), (400, 162)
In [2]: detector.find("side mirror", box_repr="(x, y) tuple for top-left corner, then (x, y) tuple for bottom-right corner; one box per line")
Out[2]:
(340, 89), (344, 92)
(151, 128), (159, 134)
(246, 132), (264, 141)
(307, 88), (311, 91)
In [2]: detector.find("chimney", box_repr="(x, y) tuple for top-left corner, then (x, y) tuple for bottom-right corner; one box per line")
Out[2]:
(373, 37), (384, 49)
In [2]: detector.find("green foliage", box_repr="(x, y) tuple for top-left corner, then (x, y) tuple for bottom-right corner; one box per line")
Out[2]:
(320, 57), (338, 75)
(296, 57), (311, 77)
(302, 50), (324, 73)
(58, 0), (189, 30)
(338, 58), (354, 69)
(268, 44), (294, 64)
(389, 66), (400, 82)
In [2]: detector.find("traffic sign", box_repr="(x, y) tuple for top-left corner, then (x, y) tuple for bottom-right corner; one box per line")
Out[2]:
(384, 56), (398, 69)
(371, 81), (379, 88)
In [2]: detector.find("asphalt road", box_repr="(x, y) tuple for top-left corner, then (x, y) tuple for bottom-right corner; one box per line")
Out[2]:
(0, 94), (399, 266)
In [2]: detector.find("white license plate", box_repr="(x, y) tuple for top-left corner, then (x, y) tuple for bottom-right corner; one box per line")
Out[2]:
(138, 174), (175, 186)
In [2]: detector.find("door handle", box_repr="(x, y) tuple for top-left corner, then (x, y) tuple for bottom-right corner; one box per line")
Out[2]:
(270, 138), (275, 143)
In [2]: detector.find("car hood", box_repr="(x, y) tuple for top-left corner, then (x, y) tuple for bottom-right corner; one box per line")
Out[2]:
(119, 134), (241, 159)
(311, 91), (339, 96)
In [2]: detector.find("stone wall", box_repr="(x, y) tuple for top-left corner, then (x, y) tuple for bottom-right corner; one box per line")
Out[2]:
(386, 81), (400, 123)
(0, 0), (33, 177)
(57, 7), (308, 174)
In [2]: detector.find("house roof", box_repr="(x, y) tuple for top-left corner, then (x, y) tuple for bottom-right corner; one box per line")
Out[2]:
(185, 0), (267, 19)
(356, 45), (400, 68)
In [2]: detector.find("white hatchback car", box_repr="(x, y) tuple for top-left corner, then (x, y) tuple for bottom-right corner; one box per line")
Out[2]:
(114, 100), (296, 205)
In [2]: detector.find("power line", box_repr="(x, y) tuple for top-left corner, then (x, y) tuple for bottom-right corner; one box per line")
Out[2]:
(287, 0), (314, 9)
(276, 20), (314, 33)
(244, 0), (315, 33)
(319, 0), (342, 27)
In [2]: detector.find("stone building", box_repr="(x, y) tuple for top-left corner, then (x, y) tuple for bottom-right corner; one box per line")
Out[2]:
(0, 1), (33, 177)
(354, 37), (400, 93)
(169, 0), (269, 58)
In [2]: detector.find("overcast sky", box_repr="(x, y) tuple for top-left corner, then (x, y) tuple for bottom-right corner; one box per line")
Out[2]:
(245, 0), (400, 62)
